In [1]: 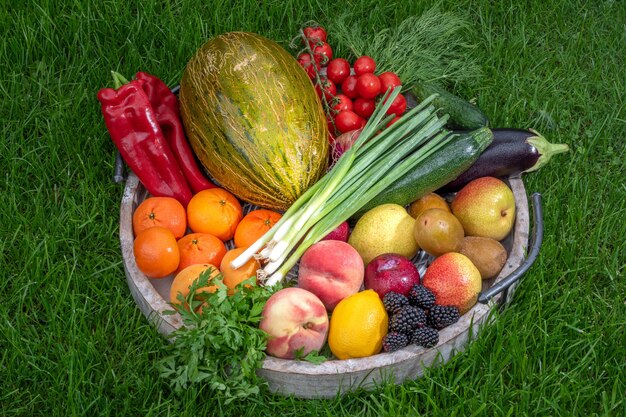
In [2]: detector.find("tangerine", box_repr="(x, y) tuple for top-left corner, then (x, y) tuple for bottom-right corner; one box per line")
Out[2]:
(169, 263), (220, 305)
(133, 227), (180, 278)
(234, 209), (283, 248)
(220, 247), (260, 294)
(186, 188), (243, 241)
(133, 197), (187, 238)
(176, 233), (227, 273)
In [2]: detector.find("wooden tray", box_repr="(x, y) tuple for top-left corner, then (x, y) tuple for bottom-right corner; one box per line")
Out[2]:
(120, 172), (532, 399)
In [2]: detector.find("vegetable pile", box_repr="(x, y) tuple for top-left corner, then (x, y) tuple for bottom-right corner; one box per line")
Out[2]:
(98, 16), (570, 402)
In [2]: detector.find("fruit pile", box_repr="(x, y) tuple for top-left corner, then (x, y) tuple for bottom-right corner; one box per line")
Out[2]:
(131, 190), (282, 305)
(125, 27), (517, 361)
(296, 25), (406, 140)
(256, 175), (516, 361)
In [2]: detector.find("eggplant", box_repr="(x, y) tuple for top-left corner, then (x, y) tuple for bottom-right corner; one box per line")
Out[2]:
(438, 128), (570, 192)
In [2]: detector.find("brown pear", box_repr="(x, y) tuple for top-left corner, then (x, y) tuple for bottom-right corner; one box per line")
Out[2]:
(408, 193), (450, 219)
(413, 208), (464, 257)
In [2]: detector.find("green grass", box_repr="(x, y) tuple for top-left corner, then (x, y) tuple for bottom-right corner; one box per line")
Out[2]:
(1, 0), (624, 415)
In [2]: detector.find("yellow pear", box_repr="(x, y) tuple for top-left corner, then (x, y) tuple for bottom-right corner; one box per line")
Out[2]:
(348, 204), (419, 265)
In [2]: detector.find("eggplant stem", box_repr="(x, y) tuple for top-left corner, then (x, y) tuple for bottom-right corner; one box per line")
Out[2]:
(525, 130), (570, 173)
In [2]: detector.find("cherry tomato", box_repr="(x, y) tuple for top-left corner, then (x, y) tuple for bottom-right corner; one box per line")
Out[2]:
(326, 58), (351, 85)
(385, 93), (407, 116)
(297, 53), (320, 79)
(334, 110), (366, 133)
(353, 97), (376, 119)
(356, 73), (381, 99)
(313, 42), (333, 66)
(341, 75), (359, 99)
(331, 94), (353, 114)
(315, 76), (337, 100)
(303, 26), (327, 44)
(353, 56), (376, 75)
(378, 71), (402, 94)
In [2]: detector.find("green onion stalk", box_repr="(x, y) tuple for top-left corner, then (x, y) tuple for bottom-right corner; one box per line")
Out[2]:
(263, 97), (438, 267)
(230, 87), (402, 270)
(231, 88), (451, 287)
(262, 110), (447, 276)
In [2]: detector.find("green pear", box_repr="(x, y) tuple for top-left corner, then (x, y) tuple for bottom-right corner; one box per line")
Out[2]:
(348, 204), (419, 265)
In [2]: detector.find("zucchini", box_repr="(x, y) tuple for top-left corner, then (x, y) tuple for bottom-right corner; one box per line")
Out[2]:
(412, 82), (489, 130)
(351, 127), (493, 219)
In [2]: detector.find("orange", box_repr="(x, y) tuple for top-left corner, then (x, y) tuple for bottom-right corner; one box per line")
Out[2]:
(133, 227), (180, 278)
(176, 233), (227, 273)
(234, 209), (282, 248)
(186, 188), (243, 241)
(220, 247), (261, 294)
(328, 289), (389, 359)
(133, 197), (187, 238)
(169, 263), (220, 305)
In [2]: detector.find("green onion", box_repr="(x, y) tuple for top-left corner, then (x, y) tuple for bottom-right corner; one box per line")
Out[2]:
(231, 88), (452, 287)
(262, 109), (442, 273)
(232, 87), (402, 270)
(265, 127), (452, 286)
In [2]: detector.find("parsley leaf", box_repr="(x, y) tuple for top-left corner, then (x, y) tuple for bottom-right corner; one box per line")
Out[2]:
(293, 347), (328, 365)
(158, 268), (279, 403)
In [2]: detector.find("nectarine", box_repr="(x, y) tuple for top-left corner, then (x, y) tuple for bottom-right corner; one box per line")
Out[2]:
(298, 240), (364, 311)
(259, 288), (329, 359)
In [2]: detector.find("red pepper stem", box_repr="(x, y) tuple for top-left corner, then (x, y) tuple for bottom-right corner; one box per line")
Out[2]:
(111, 71), (130, 89)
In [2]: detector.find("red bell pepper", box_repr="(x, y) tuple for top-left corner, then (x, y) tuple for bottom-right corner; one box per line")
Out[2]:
(135, 71), (216, 193)
(97, 72), (193, 206)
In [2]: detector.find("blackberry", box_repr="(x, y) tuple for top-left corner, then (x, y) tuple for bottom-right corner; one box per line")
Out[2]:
(428, 305), (461, 329)
(383, 292), (409, 316)
(382, 332), (409, 352)
(411, 327), (439, 348)
(408, 285), (436, 309)
(389, 305), (427, 334)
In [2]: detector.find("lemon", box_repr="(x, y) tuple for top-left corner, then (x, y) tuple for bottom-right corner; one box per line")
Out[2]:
(348, 203), (419, 265)
(328, 289), (389, 360)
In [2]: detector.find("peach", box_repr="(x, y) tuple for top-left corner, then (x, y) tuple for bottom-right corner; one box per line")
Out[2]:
(259, 288), (329, 359)
(297, 240), (364, 311)
(422, 252), (482, 314)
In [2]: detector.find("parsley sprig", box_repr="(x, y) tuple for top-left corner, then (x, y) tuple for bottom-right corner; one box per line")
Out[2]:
(158, 268), (277, 403)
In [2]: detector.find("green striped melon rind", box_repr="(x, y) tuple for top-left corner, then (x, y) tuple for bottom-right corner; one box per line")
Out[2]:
(180, 32), (329, 210)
